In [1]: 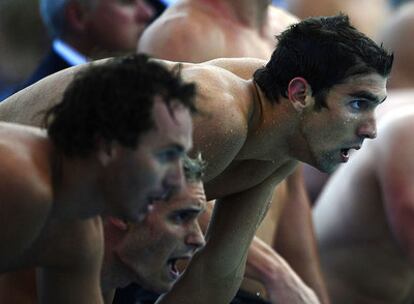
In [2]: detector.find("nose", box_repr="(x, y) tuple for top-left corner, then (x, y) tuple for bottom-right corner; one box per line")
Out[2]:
(185, 223), (206, 250)
(358, 116), (377, 139)
(135, 0), (156, 22)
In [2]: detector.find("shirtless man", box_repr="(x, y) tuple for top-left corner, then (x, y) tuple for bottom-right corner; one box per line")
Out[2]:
(138, 0), (298, 61)
(314, 90), (414, 304)
(0, 54), (194, 303)
(0, 15), (392, 304)
(103, 154), (207, 303)
(138, 2), (328, 303)
(0, 155), (207, 304)
(377, 2), (414, 90)
(284, 0), (390, 39)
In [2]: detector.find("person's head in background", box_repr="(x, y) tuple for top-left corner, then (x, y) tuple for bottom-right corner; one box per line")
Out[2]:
(101, 154), (207, 296)
(284, 0), (391, 40)
(40, 0), (156, 57)
(378, 1), (414, 89)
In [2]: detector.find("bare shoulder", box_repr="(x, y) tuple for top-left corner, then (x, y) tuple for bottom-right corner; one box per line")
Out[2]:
(202, 57), (266, 80)
(0, 129), (52, 270)
(0, 61), (97, 127)
(268, 5), (299, 33)
(138, 2), (225, 62)
(177, 62), (254, 180)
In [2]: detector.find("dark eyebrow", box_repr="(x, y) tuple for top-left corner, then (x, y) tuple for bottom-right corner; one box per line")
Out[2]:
(172, 207), (203, 217)
(349, 91), (387, 104)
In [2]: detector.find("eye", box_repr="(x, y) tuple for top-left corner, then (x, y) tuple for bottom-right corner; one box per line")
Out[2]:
(156, 148), (184, 163)
(349, 99), (369, 111)
(169, 210), (198, 224)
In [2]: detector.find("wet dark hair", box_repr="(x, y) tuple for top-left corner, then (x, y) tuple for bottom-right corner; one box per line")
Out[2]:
(183, 153), (206, 183)
(254, 14), (393, 108)
(45, 54), (197, 157)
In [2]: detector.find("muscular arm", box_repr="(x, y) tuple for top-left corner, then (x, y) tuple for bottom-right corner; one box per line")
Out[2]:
(274, 168), (331, 304)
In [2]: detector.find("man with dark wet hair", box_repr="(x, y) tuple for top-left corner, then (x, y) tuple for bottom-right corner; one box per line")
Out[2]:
(0, 54), (195, 303)
(314, 90), (414, 304)
(0, 15), (393, 304)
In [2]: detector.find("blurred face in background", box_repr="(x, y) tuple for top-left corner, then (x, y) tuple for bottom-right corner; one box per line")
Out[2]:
(85, 0), (155, 52)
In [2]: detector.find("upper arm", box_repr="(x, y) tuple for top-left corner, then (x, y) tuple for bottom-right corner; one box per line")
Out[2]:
(377, 120), (414, 261)
(184, 69), (250, 181)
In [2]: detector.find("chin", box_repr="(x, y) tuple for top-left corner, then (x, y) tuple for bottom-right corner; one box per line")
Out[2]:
(144, 282), (171, 295)
(317, 161), (339, 174)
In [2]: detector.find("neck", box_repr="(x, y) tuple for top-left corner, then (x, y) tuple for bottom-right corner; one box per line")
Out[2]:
(240, 83), (298, 162)
(197, 0), (270, 29)
(51, 152), (104, 219)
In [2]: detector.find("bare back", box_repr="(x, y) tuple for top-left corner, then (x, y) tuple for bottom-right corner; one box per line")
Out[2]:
(314, 91), (414, 303)
(138, 0), (298, 62)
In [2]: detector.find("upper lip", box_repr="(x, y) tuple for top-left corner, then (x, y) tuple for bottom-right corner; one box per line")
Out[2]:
(342, 144), (362, 151)
(168, 254), (192, 263)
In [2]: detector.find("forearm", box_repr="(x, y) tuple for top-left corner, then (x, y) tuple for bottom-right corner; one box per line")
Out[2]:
(157, 246), (246, 304)
(246, 236), (320, 303)
(158, 179), (277, 304)
(274, 168), (330, 304)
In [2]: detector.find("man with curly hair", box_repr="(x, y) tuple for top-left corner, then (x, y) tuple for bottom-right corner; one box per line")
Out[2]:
(0, 54), (195, 303)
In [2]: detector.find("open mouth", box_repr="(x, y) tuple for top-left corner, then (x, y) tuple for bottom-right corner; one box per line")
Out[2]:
(167, 256), (190, 279)
(167, 258), (180, 280)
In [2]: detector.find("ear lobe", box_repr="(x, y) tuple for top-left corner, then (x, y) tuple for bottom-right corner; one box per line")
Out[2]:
(97, 139), (117, 166)
(287, 77), (313, 112)
(65, 1), (90, 32)
(108, 217), (129, 231)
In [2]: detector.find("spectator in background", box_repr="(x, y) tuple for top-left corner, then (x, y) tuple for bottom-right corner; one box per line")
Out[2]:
(1, 0), (158, 100)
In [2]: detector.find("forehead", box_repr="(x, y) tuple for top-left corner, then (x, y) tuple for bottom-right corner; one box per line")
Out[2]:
(163, 181), (207, 211)
(152, 96), (192, 133)
(329, 73), (388, 100)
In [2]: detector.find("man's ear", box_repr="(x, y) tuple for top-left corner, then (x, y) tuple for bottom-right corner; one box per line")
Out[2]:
(97, 139), (118, 166)
(108, 216), (129, 231)
(287, 77), (314, 112)
(65, 1), (90, 32)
